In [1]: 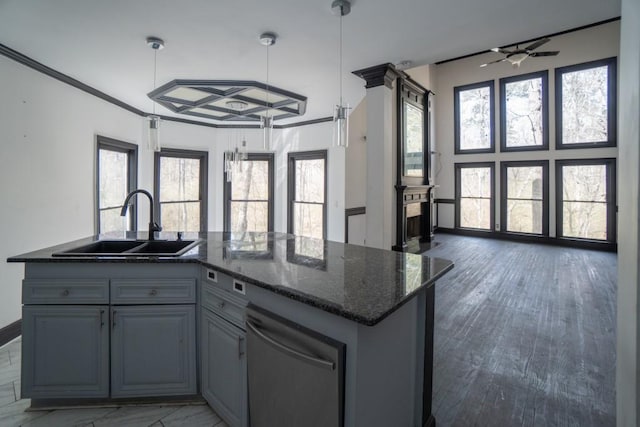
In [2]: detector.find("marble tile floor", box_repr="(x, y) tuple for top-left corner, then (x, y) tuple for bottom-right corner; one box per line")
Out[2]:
(0, 337), (227, 427)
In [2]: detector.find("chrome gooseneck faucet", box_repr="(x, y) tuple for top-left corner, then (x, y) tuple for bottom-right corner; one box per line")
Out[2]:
(120, 189), (162, 241)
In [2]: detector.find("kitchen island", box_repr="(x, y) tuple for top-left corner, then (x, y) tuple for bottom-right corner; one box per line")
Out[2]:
(8, 232), (453, 427)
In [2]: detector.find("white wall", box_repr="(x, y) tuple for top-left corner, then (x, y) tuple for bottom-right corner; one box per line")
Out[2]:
(432, 21), (620, 233)
(616, 0), (640, 424)
(0, 56), (348, 330)
(0, 55), (144, 329)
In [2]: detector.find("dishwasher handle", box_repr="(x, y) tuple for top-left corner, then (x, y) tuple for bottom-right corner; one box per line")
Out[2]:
(246, 319), (335, 371)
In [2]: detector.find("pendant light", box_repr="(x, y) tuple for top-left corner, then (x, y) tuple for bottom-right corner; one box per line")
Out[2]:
(259, 32), (276, 150)
(147, 37), (164, 152)
(331, 0), (351, 148)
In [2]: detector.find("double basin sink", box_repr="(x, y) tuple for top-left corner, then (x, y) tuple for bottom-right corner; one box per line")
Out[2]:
(52, 239), (200, 257)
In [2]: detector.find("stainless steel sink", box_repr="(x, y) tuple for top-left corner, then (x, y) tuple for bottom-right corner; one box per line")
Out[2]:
(52, 240), (200, 257)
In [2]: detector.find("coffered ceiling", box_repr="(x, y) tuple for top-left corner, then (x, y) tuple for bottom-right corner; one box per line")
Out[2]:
(0, 0), (621, 125)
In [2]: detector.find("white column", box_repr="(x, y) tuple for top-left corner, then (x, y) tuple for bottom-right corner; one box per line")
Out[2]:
(617, 0), (640, 425)
(365, 84), (394, 250)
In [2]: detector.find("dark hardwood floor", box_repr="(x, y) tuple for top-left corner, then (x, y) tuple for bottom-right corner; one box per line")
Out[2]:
(423, 234), (616, 427)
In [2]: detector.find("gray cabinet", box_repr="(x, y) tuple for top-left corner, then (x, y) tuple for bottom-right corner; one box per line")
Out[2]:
(21, 271), (197, 401)
(201, 308), (247, 427)
(201, 269), (248, 427)
(111, 305), (197, 397)
(22, 305), (109, 398)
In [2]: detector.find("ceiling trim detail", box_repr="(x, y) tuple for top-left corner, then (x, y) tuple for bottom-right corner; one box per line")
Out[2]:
(0, 43), (324, 131)
(0, 43), (146, 116)
(149, 79), (307, 122)
(435, 16), (620, 65)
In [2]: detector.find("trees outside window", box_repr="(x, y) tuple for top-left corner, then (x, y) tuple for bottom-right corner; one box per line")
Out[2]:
(154, 149), (208, 232)
(556, 57), (617, 148)
(288, 151), (327, 242)
(96, 136), (137, 234)
(500, 161), (548, 235)
(454, 81), (495, 154)
(455, 163), (494, 230)
(500, 71), (549, 151)
(224, 153), (274, 234)
(556, 159), (616, 241)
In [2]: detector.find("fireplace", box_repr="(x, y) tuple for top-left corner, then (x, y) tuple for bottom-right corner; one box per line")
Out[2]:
(406, 203), (422, 240)
(393, 184), (434, 253)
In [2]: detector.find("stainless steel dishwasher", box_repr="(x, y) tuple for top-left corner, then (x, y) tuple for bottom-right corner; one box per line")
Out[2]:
(246, 305), (345, 427)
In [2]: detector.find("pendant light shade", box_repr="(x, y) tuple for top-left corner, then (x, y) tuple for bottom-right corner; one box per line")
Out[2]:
(260, 32), (276, 150)
(148, 115), (161, 152)
(331, 0), (351, 148)
(147, 37), (164, 152)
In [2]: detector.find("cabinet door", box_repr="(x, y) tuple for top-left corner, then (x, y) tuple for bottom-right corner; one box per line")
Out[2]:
(111, 305), (196, 397)
(201, 308), (247, 427)
(22, 305), (109, 398)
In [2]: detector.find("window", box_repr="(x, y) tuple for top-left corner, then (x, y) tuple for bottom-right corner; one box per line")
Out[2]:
(555, 57), (617, 149)
(223, 153), (274, 233)
(500, 161), (549, 235)
(96, 136), (137, 234)
(288, 151), (327, 239)
(454, 80), (495, 154)
(455, 163), (494, 231)
(154, 148), (208, 232)
(556, 159), (616, 242)
(500, 71), (549, 151)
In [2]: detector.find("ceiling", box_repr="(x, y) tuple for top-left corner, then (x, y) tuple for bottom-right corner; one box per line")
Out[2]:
(0, 0), (621, 126)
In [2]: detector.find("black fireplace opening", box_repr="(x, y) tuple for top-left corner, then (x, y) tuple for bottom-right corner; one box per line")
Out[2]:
(406, 203), (422, 240)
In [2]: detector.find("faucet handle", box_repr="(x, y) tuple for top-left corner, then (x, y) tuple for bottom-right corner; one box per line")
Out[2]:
(177, 232), (183, 241)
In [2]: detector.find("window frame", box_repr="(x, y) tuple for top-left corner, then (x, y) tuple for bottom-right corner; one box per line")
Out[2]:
(454, 162), (495, 231)
(223, 152), (275, 233)
(454, 80), (496, 154)
(499, 70), (549, 152)
(555, 158), (616, 243)
(154, 148), (208, 232)
(555, 57), (617, 149)
(287, 150), (328, 239)
(95, 135), (138, 234)
(500, 160), (549, 236)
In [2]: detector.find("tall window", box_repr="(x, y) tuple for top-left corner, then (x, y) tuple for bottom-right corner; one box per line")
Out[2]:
(454, 80), (495, 154)
(154, 148), (208, 232)
(500, 161), (548, 235)
(556, 159), (616, 242)
(455, 163), (494, 231)
(96, 136), (137, 234)
(555, 57), (617, 149)
(224, 153), (274, 233)
(288, 151), (327, 240)
(500, 71), (549, 151)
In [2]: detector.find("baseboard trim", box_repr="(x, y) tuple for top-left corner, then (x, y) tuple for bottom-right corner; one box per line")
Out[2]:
(434, 227), (617, 252)
(0, 319), (21, 347)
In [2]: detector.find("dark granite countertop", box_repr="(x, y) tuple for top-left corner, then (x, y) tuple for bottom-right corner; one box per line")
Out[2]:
(8, 232), (454, 326)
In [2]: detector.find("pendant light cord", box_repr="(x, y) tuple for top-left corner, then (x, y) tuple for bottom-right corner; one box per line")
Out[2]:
(152, 47), (158, 116)
(339, 9), (343, 107)
(266, 42), (270, 122)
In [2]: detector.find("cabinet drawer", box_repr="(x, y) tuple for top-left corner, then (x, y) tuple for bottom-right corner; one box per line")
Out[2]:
(23, 279), (109, 304)
(111, 279), (196, 304)
(202, 283), (247, 329)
